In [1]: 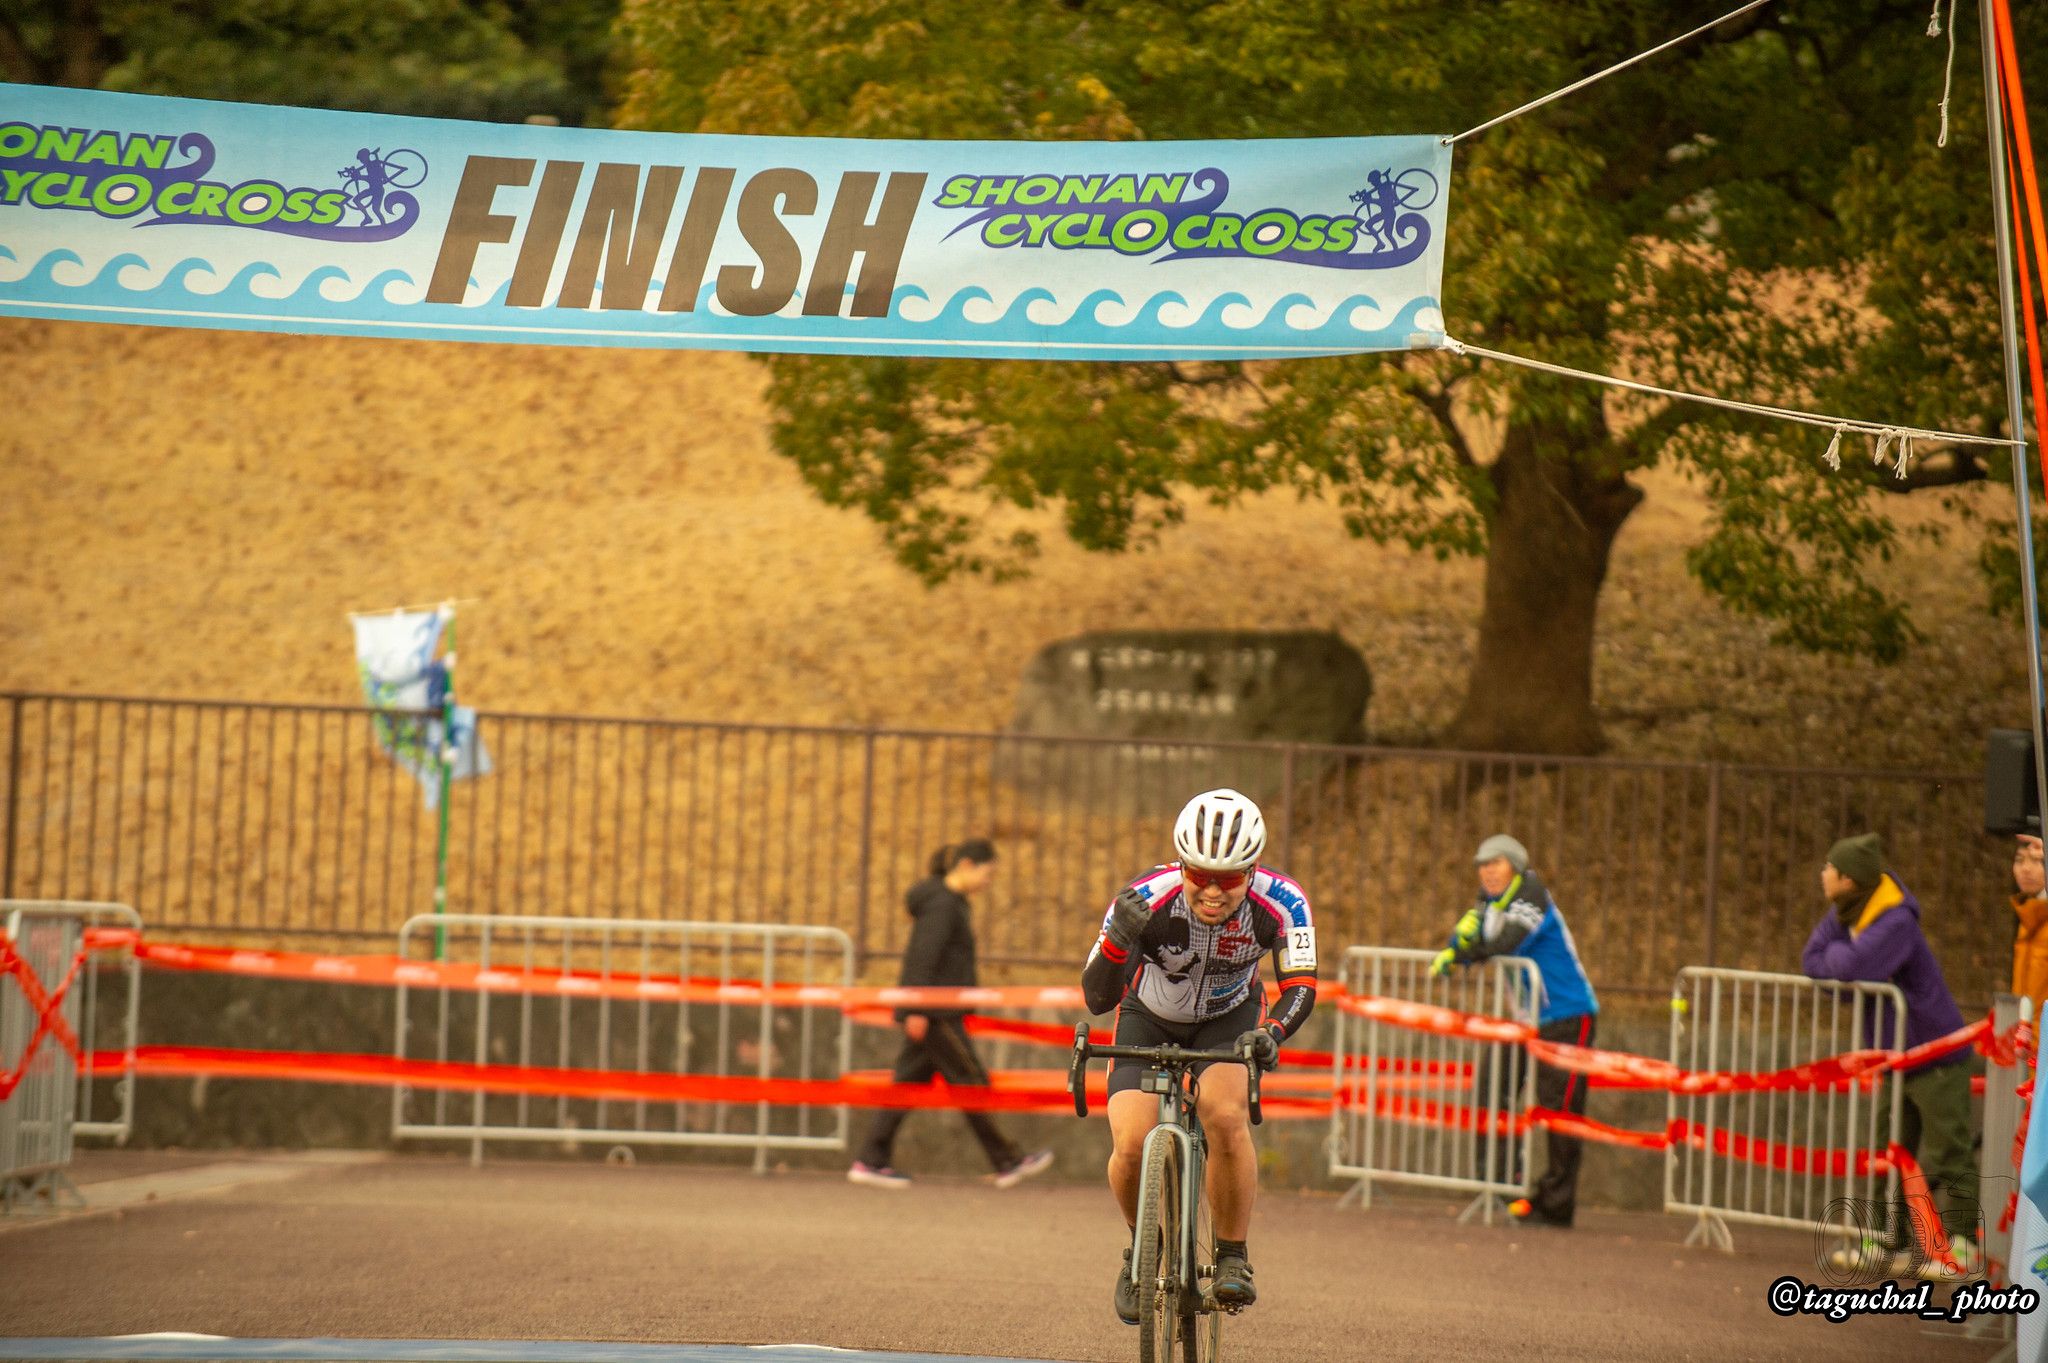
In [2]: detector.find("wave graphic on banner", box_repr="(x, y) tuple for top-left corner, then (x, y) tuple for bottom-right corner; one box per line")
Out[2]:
(0, 246), (1442, 358)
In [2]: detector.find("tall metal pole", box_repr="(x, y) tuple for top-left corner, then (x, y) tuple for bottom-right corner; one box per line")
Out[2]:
(1982, 0), (2048, 827)
(1, 695), (22, 901)
(432, 605), (457, 960)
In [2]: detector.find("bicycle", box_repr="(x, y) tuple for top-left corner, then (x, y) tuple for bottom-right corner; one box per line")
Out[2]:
(1066, 1023), (1265, 1363)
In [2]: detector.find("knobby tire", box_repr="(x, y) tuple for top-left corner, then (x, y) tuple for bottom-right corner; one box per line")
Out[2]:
(1135, 1136), (1180, 1363)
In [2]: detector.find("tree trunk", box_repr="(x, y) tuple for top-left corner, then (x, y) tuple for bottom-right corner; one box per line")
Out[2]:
(1445, 420), (1644, 756)
(0, 1), (112, 87)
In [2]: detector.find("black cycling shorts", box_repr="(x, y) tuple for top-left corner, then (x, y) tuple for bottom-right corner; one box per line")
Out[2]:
(1106, 992), (1264, 1098)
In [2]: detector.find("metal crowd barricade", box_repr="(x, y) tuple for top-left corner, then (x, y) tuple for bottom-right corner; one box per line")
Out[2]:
(1981, 995), (2028, 1287)
(1965, 993), (2026, 1358)
(0, 900), (142, 1213)
(1665, 966), (1905, 1252)
(1329, 946), (1543, 1224)
(393, 915), (855, 1170)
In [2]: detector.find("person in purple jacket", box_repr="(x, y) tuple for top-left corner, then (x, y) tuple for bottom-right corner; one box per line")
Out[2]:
(1801, 832), (1979, 1279)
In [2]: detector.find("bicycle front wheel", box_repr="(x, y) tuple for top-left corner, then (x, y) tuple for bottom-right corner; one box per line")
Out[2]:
(1134, 1135), (1182, 1363)
(1183, 1152), (1218, 1363)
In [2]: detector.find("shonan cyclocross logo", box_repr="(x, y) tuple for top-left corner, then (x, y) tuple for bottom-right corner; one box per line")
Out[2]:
(933, 164), (1436, 269)
(0, 121), (427, 242)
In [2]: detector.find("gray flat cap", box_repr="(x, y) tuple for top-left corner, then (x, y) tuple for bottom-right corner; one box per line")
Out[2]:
(1473, 834), (1529, 873)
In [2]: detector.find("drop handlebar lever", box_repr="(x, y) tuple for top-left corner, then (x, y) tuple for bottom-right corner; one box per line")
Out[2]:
(1068, 1022), (1091, 1117)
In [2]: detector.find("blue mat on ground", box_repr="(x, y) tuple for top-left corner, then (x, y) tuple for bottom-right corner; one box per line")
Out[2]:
(0, 1343), (1071, 1363)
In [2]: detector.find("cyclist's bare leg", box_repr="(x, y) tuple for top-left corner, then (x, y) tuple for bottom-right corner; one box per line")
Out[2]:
(1106, 1089), (1158, 1227)
(1195, 1062), (1255, 1239)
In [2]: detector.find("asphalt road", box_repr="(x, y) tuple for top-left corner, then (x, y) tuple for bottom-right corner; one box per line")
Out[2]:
(0, 1151), (1998, 1363)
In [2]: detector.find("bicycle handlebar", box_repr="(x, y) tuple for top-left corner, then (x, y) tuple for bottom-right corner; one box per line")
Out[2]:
(1066, 1023), (1264, 1127)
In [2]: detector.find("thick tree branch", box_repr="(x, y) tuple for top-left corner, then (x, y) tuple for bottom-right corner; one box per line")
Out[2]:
(1617, 400), (1697, 464)
(1418, 382), (1478, 469)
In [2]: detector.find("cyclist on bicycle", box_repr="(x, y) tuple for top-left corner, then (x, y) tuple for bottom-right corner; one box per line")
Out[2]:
(1082, 787), (1317, 1321)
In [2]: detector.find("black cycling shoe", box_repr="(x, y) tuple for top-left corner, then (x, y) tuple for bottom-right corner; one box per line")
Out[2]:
(1212, 1253), (1256, 1309)
(1115, 1247), (1141, 1326)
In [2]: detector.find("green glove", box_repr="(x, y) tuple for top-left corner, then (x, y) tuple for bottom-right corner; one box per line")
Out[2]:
(1454, 909), (1482, 950)
(1430, 947), (1457, 978)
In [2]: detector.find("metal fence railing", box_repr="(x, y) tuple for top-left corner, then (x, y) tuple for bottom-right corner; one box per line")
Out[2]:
(1329, 947), (1542, 1222)
(391, 915), (854, 1168)
(1664, 967), (1906, 1252)
(0, 691), (2016, 1001)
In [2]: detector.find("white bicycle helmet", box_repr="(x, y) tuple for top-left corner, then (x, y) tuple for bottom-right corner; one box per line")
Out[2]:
(1172, 788), (1266, 872)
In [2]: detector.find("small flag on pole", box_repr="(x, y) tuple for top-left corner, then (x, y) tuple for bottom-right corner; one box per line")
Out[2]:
(351, 606), (488, 808)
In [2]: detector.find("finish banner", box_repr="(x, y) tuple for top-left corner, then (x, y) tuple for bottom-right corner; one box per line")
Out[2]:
(0, 84), (1450, 360)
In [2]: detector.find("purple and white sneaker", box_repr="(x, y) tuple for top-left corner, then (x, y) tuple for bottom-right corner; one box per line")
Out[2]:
(847, 1161), (912, 1189)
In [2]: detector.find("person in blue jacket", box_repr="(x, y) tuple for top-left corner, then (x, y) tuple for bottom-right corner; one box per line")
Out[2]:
(1433, 833), (1600, 1227)
(1802, 832), (1977, 1278)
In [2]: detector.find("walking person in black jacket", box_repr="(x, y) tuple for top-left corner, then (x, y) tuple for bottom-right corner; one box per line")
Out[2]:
(848, 839), (1055, 1189)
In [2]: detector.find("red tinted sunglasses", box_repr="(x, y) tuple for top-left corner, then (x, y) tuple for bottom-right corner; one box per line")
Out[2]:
(1181, 865), (1248, 891)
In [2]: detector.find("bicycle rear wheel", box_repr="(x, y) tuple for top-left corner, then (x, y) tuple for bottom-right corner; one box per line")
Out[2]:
(1134, 1136), (1182, 1363)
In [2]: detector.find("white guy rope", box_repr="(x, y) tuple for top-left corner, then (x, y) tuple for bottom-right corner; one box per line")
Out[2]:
(1445, 0), (1780, 146)
(1933, 0), (1961, 148)
(1438, 338), (2023, 468)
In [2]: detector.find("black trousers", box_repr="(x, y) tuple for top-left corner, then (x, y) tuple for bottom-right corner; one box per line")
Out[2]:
(856, 1015), (1021, 1172)
(1527, 1013), (1596, 1224)
(1477, 1013), (1596, 1223)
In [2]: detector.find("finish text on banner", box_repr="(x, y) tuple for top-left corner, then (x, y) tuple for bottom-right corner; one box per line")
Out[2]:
(0, 85), (1451, 360)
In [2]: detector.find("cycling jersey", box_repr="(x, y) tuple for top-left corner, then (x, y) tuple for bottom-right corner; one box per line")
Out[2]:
(1081, 864), (1318, 1038)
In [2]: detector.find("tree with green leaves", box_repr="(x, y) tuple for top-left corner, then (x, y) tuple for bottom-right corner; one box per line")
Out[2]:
(619, 0), (2045, 755)
(1, 0), (618, 125)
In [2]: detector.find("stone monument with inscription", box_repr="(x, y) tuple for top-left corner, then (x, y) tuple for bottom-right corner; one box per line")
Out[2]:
(1001, 630), (1371, 808)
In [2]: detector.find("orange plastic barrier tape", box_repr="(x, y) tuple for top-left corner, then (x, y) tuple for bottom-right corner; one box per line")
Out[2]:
(92, 1046), (1338, 1118)
(137, 941), (1091, 1010)
(0, 935), (89, 1096)
(1529, 1038), (1895, 1095)
(861, 1007), (1462, 1079)
(1358, 1090), (1520, 1137)
(81, 927), (140, 952)
(1334, 993), (1535, 1044)
(1525, 1107), (1669, 1152)
(1890, 1142), (1964, 1274)
(89, 1040), (1956, 1180)
(136, 937), (2021, 1102)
